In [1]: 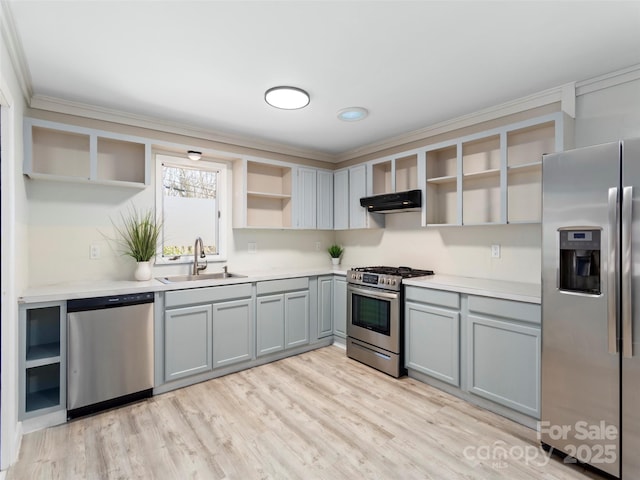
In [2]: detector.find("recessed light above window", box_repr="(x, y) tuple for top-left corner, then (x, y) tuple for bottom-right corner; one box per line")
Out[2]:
(265, 86), (310, 110)
(338, 107), (369, 122)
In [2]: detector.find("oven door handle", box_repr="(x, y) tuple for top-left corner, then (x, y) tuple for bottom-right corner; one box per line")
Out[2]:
(347, 285), (399, 300)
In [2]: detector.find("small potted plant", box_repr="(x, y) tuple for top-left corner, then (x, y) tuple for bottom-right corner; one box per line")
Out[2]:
(328, 244), (344, 266)
(112, 206), (162, 281)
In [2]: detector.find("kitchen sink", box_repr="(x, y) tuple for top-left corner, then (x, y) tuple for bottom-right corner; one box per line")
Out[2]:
(156, 272), (247, 284)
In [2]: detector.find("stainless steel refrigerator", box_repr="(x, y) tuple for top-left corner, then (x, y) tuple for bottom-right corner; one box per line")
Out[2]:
(542, 138), (640, 479)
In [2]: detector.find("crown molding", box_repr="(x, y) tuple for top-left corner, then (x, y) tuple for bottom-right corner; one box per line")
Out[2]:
(575, 63), (640, 96)
(0, 0), (33, 103)
(335, 85), (568, 162)
(29, 94), (339, 164)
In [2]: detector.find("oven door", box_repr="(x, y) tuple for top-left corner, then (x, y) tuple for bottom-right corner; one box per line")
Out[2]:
(347, 284), (400, 353)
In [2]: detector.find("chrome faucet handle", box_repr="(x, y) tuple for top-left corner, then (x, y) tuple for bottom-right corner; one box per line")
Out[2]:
(222, 265), (228, 274)
(197, 259), (208, 272)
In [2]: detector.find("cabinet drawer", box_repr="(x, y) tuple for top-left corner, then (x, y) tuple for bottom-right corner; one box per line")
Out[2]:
(405, 286), (460, 309)
(256, 277), (309, 295)
(165, 284), (252, 308)
(468, 295), (540, 325)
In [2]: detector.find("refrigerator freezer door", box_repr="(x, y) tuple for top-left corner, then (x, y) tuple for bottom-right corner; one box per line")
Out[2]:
(541, 141), (621, 478)
(622, 137), (640, 479)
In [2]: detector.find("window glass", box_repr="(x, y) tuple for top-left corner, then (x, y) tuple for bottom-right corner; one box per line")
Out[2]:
(156, 154), (227, 263)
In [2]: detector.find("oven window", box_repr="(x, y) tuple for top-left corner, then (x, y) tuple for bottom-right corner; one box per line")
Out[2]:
(352, 294), (390, 335)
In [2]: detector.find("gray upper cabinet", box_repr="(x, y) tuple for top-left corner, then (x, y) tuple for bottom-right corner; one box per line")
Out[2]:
(295, 167), (317, 229)
(348, 164), (367, 229)
(164, 304), (213, 382)
(317, 170), (334, 230)
(405, 288), (460, 387)
(334, 169), (349, 230)
(212, 298), (253, 369)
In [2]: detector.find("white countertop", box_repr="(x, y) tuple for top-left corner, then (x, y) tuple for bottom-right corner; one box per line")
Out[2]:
(19, 268), (540, 305)
(19, 266), (349, 304)
(403, 274), (540, 304)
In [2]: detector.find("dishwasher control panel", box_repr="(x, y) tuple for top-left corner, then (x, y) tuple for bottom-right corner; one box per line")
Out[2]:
(67, 292), (154, 312)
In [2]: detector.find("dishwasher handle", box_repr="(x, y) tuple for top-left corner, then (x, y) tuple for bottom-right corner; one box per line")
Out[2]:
(67, 292), (154, 312)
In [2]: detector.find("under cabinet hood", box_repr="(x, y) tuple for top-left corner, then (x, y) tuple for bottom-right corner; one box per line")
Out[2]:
(359, 189), (422, 213)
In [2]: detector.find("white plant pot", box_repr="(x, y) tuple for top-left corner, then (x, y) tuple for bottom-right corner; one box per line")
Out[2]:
(134, 261), (153, 281)
(331, 257), (341, 266)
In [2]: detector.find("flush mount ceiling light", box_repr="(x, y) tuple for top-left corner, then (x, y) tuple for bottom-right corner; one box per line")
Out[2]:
(337, 107), (369, 122)
(265, 86), (310, 110)
(187, 150), (202, 161)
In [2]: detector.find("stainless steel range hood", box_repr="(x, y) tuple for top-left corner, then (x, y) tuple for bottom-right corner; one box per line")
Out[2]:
(359, 189), (422, 213)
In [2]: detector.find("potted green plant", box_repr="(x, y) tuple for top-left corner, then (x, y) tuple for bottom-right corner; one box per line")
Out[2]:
(327, 244), (344, 266)
(112, 206), (162, 281)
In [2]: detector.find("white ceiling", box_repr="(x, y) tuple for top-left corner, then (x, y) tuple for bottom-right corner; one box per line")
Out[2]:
(6, 1), (640, 161)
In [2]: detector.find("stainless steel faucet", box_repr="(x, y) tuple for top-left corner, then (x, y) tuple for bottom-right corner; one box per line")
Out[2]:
(192, 237), (207, 275)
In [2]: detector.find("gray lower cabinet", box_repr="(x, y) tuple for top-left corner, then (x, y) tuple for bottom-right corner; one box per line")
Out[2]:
(317, 276), (334, 338)
(466, 295), (541, 418)
(256, 277), (310, 357)
(405, 287), (461, 387)
(256, 294), (286, 356)
(165, 304), (213, 382)
(285, 291), (309, 348)
(333, 276), (347, 338)
(212, 298), (253, 369)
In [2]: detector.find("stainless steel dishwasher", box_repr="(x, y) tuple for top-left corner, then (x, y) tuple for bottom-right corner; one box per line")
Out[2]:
(67, 292), (154, 419)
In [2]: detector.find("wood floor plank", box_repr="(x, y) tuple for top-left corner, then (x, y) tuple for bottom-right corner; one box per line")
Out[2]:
(8, 346), (608, 480)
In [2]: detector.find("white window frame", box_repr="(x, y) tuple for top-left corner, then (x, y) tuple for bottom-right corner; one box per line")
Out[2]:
(155, 153), (229, 265)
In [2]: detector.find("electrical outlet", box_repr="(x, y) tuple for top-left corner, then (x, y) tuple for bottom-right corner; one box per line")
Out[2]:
(315, 242), (321, 251)
(248, 242), (257, 254)
(90, 244), (101, 259)
(491, 244), (501, 259)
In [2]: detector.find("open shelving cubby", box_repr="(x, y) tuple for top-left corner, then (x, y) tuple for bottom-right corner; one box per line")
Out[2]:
(24, 118), (149, 188)
(395, 154), (418, 191)
(506, 121), (555, 223)
(246, 161), (293, 228)
(20, 302), (66, 420)
(426, 145), (459, 225)
(372, 160), (392, 195)
(462, 135), (501, 225)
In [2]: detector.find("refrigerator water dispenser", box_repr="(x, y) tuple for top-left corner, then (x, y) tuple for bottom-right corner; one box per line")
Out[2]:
(559, 229), (601, 294)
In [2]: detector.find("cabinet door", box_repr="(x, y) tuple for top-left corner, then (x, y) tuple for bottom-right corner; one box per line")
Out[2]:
(296, 167), (317, 229)
(334, 169), (349, 230)
(349, 164), (367, 229)
(405, 301), (460, 386)
(285, 291), (309, 348)
(333, 277), (347, 338)
(212, 298), (253, 369)
(165, 305), (213, 382)
(256, 294), (285, 356)
(466, 315), (540, 418)
(317, 277), (333, 338)
(317, 170), (334, 230)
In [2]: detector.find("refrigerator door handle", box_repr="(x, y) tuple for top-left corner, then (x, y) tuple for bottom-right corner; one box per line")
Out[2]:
(622, 185), (633, 358)
(608, 187), (619, 355)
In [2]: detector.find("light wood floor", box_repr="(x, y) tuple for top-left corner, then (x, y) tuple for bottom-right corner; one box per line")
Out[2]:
(8, 346), (606, 480)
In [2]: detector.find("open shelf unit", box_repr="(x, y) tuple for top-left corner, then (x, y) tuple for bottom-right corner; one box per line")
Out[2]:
(419, 113), (569, 226)
(24, 118), (150, 187)
(19, 301), (66, 420)
(371, 153), (419, 195)
(426, 145), (459, 225)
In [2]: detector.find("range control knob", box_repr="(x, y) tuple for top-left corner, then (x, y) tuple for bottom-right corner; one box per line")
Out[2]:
(391, 280), (396, 285)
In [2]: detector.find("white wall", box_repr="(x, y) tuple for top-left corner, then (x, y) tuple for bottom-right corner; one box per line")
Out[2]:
(0, 20), (28, 471)
(575, 76), (640, 147)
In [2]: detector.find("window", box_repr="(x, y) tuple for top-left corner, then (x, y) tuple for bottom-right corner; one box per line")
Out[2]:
(155, 154), (228, 264)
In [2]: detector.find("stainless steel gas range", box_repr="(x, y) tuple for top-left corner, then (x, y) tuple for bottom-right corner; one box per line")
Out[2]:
(346, 266), (434, 377)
